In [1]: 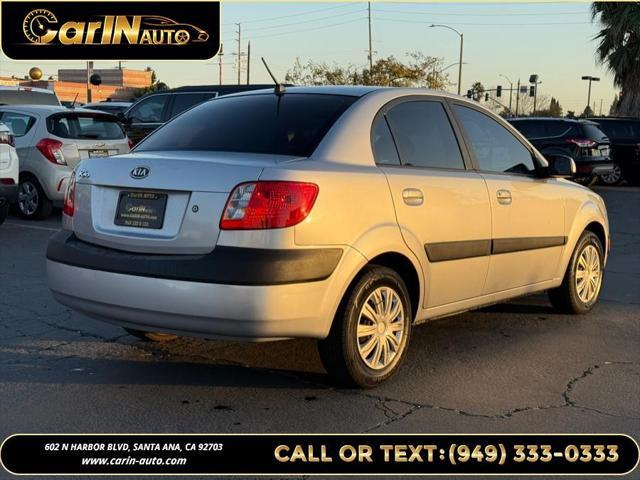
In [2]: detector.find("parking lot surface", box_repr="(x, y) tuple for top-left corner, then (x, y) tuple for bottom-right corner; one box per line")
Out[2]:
(1, 186), (639, 478)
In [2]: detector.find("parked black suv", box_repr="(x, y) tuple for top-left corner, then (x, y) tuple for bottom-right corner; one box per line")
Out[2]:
(586, 117), (640, 185)
(508, 117), (613, 185)
(121, 84), (275, 145)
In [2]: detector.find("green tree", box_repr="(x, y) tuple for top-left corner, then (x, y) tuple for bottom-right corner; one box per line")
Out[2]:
(582, 105), (595, 117)
(609, 94), (619, 115)
(470, 81), (485, 101)
(549, 97), (563, 117)
(133, 67), (169, 98)
(592, 2), (640, 116)
(285, 53), (450, 89)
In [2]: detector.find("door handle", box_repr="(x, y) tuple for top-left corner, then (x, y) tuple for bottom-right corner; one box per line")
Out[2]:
(402, 188), (424, 206)
(496, 189), (512, 205)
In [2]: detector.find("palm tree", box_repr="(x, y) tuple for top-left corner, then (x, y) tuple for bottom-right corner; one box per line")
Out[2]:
(592, 2), (640, 116)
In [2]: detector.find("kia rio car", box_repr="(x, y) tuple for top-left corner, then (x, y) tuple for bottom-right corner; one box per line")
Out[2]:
(46, 87), (609, 388)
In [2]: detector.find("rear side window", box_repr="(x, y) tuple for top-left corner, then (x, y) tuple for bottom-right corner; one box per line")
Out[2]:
(595, 120), (639, 139)
(511, 120), (544, 138)
(372, 116), (400, 165)
(0, 111), (35, 136)
(170, 93), (217, 117)
(136, 94), (358, 157)
(47, 113), (125, 140)
(581, 123), (608, 141)
(384, 101), (465, 169)
(545, 121), (577, 137)
(454, 105), (536, 175)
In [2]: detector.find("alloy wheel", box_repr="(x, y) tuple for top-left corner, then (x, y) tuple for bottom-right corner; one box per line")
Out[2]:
(18, 181), (39, 216)
(600, 164), (623, 185)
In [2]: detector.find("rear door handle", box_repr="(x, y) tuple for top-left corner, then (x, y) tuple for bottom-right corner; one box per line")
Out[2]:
(496, 189), (512, 205)
(402, 188), (424, 206)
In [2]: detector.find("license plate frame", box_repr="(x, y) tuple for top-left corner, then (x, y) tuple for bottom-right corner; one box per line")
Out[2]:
(89, 149), (109, 157)
(114, 191), (168, 229)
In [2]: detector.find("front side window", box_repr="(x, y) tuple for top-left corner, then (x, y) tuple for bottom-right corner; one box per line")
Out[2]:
(454, 105), (536, 175)
(170, 93), (217, 118)
(127, 95), (168, 123)
(384, 101), (465, 169)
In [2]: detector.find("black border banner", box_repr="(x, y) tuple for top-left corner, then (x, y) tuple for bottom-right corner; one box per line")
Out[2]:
(1, 434), (638, 475)
(1, 1), (220, 60)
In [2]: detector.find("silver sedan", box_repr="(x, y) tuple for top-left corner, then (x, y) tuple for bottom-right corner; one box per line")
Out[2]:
(46, 87), (609, 387)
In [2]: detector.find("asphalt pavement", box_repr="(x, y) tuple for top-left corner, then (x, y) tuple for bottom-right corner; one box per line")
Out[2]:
(0, 186), (638, 480)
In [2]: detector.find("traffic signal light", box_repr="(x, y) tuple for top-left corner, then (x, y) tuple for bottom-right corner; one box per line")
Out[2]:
(485, 93), (489, 102)
(496, 85), (502, 97)
(529, 86), (535, 97)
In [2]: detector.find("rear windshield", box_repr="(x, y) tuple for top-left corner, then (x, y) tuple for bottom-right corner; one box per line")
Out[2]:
(47, 113), (125, 140)
(0, 90), (60, 106)
(581, 123), (608, 142)
(136, 93), (358, 157)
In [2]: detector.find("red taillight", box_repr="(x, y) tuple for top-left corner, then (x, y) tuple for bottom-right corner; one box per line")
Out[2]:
(0, 178), (15, 185)
(127, 138), (135, 149)
(37, 138), (66, 165)
(63, 172), (76, 217)
(565, 138), (597, 148)
(220, 181), (319, 230)
(0, 131), (15, 147)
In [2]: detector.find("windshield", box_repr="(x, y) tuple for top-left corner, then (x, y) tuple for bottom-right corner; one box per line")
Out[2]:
(136, 93), (358, 157)
(47, 113), (125, 140)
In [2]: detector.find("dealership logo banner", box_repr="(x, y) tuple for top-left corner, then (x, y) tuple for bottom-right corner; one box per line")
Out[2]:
(1, 434), (638, 475)
(0, 1), (220, 60)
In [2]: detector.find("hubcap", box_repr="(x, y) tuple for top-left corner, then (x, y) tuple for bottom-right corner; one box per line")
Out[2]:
(600, 164), (622, 184)
(575, 244), (602, 304)
(357, 286), (405, 370)
(18, 181), (39, 216)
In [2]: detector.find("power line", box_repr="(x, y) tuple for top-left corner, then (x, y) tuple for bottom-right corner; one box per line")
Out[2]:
(373, 17), (591, 27)
(224, 3), (358, 26)
(242, 8), (366, 33)
(249, 17), (367, 40)
(372, 7), (589, 17)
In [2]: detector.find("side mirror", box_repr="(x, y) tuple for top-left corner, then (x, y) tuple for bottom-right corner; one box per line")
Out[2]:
(546, 154), (576, 178)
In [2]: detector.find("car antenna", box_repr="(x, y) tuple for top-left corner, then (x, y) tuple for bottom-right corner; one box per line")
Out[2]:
(70, 93), (79, 109)
(261, 57), (285, 95)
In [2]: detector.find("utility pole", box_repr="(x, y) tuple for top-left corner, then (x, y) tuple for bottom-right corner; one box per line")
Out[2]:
(86, 61), (93, 103)
(367, 2), (373, 70)
(236, 23), (242, 85)
(246, 41), (251, 85)
(599, 98), (603, 116)
(515, 78), (520, 116)
(218, 43), (223, 85)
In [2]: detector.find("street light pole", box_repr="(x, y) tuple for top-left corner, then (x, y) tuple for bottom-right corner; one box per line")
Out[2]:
(430, 24), (464, 95)
(581, 75), (600, 111)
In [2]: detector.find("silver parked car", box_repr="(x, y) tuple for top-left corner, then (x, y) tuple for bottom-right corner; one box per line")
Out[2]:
(0, 106), (131, 219)
(47, 87), (609, 387)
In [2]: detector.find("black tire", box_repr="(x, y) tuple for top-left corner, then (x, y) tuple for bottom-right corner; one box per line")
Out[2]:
(318, 265), (412, 388)
(17, 176), (53, 220)
(598, 162), (624, 186)
(124, 328), (178, 342)
(548, 231), (604, 314)
(0, 202), (8, 226)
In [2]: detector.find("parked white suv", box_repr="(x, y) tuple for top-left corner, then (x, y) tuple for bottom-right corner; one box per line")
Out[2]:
(47, 87), (610, 387)
(0, 122), (18, 225)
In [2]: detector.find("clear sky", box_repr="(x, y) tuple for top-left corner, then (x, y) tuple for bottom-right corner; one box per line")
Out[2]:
(0, 2), (616, 114)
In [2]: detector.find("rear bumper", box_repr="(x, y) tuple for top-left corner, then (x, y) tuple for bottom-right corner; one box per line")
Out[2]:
(46, 231), (348, 340)
(574, 158), (614, 178)
(0, 184), (17, 205)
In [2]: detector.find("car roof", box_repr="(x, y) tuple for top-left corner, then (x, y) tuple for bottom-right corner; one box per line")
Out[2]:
(84, 101), (132, 107)
(586, 116), (640, 122)
(508, 117), (599, 126)
(0, 85), (56, 95)
(218, 85), (468, 100)
(0, 104), (117, 116)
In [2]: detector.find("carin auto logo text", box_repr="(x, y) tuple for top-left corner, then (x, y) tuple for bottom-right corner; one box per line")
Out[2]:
(1, 1), (220, 60)
(22, 9), (210, 45)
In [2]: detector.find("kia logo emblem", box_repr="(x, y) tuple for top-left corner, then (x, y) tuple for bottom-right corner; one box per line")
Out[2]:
(130, 166), (149, 179)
